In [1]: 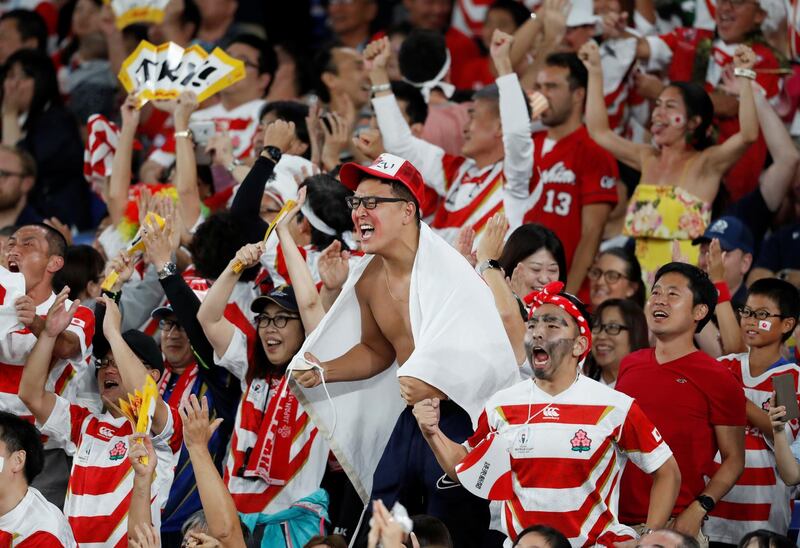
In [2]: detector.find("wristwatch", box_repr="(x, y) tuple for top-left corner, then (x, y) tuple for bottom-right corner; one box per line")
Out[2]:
(157, 262), (177, 280)
(262, 145), (282, 164)
(174, 129), (193, 140)
(477, 259), (502, 276)
(696, 494), (716, 513)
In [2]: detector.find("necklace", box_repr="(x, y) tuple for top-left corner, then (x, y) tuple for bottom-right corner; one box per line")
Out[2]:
(383, 265), (408, 303)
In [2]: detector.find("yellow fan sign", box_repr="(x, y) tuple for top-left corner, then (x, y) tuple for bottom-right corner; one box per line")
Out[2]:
(104, 0), (170, 29)
(101, 212), (165, 292)
(231, 200), (297, 274)
(119, 40), (245, 106)
(119, 375), (159, 465)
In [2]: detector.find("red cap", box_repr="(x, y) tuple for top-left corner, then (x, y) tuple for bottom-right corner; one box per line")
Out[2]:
(339, 153), (425, 206)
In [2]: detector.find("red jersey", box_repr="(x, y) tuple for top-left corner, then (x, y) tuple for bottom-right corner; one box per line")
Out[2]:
(522, 127), (619, 267)
(615, 349), (747, 524)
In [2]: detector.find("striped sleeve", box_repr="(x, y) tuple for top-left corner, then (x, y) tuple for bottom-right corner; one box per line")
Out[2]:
(616, 401), (672, 474)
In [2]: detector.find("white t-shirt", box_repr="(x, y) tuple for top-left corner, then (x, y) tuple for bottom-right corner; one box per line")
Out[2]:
(0, 487), (76, 547)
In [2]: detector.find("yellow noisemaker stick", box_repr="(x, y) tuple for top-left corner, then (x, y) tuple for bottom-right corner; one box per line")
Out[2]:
(231, 199), (297, 274)
(118, 375), (158, 465)
(101, 212), (166, 292)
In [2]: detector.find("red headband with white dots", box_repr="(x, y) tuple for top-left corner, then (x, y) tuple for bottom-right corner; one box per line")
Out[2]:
(525, 281), (592, 359)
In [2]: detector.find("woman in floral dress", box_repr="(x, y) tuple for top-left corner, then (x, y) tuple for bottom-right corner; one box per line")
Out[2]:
(579, 42), (759, 287)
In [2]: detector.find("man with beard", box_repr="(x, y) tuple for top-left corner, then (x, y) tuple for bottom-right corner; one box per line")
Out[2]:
(413, 281), (681, 547)
(496, 38), (618, 295)
(0, 146), (41, 228)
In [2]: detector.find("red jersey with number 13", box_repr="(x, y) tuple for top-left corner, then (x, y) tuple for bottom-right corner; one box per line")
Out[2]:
(523, 127), (618, 267)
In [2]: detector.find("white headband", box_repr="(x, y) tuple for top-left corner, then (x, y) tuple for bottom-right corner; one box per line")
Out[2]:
(301, 202), (337, 236)
(403, 50), (455, 103)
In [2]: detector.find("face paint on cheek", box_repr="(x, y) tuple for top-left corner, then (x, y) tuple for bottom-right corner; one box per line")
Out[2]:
(758, 320), (772, 331)
(544, 337), (576, 366)
(669, 113), (685, 127)
(0, 456), (4, 473)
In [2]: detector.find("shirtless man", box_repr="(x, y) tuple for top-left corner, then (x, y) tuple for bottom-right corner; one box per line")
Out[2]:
(294, 154), (494, 547)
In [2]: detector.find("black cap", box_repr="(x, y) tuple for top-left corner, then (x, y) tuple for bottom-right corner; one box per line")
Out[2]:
(250, 285), (299, 314)
(150, 304), (175, 320)
(120, 330), (164, 374)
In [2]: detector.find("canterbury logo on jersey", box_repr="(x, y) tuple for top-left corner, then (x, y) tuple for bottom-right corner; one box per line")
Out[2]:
(539, 162), (576, 185)
(543, 407), (560, 419)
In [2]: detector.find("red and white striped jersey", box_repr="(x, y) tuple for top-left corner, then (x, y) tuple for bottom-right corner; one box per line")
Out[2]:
(0, 487), (75, 547)
(372, 90), (525, 245)
(38, 395), (179, 548)
(0, 291), (94, 449)
(148, 99), (266, 167)
(215, 329), (328, 514)
(705, 353), (800, 543)
(466, 376), (672, 547)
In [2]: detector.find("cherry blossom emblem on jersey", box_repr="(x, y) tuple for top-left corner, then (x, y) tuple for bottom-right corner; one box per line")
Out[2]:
(570, 430), (592, 452)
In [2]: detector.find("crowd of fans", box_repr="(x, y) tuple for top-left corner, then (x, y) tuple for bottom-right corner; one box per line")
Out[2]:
(0, 0), (799, 546)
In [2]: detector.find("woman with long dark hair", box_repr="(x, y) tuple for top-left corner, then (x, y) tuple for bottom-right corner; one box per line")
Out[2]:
(1, 48), (89, 227)
(580, 41), (759, 287)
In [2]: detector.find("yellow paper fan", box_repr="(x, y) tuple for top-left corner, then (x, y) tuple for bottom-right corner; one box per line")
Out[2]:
(119, 40), (245, 107)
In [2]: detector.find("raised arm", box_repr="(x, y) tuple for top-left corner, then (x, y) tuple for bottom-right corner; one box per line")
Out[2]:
(275, 189), (326, 331)
(197, 242), (262, 357)
(318, 241), (350, 311)
(99, 296), (170, 435)
(413, 399), (469, 480)
(578, 41), (648, 170)
(229, 121), (294, 243)
(181, 395), (246, 548)
(18, 287), (78, 424)
(769, 400), (800, 485)
(108, 95), (140, 227)
(754, 88), (800, 211)
(127, 433), (157, 544)
(703, 46), (759, 177)
(365, 37), (448, 196)
(707, 238), (745, 354)
(173, 91), (203, 229)
(493, 30), (534, 208)
(477, 214), (526, 364)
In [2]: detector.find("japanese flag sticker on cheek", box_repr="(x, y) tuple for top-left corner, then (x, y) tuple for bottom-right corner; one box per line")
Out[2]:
(454, 431), (514, 501)
(669, 113), (685, 127)
(0, 456), (3, 473)
(759, 320), (772, 331)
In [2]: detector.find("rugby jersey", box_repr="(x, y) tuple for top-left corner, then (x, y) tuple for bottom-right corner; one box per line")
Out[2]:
(705, 354), (800, 544)
(499, 73), (618, 269)
(39, 395), (180, 548)
(372, 82), (531, 245)
(0, 487), (75, 547)
(0, 291), (94, 449)
(466, 375), (672, 547)
(214, 328), (328, 514)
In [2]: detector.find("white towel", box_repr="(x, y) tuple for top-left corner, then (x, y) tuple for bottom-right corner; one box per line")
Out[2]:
(288, 223), (520, 501)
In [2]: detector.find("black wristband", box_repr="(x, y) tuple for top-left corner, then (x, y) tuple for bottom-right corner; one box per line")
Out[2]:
(101, 289), (121, 303)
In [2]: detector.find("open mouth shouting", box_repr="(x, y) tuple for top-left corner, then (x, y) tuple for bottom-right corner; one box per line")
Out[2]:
(7, 259), (19, 273)
(531, 345), (550, 368)
(358, 223), (375, 241)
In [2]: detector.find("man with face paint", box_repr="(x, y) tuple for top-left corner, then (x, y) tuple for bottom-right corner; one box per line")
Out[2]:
(0, 411), (75, 546)
(616, 263), (746, 546)
(413, 281), (681, 546)
(705, 278), (800, 544)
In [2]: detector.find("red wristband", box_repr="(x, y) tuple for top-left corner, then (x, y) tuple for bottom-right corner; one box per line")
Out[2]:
(714, 281), (731, 304)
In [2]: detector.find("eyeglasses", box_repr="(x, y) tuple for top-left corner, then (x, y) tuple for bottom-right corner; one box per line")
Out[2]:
(737, 306), (783, 321)
(592, 322), (629, 335)
(255, 314), (301, 329)
(159, 319), (185, 333)
(344, 196), (408, 210)
(0, 169), (24, 180)
(587, 268), (627, 284)
(95, 357), (117, 370)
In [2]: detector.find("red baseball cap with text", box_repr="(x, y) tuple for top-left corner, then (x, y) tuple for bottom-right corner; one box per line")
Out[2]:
(339, 153), (425, 206)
